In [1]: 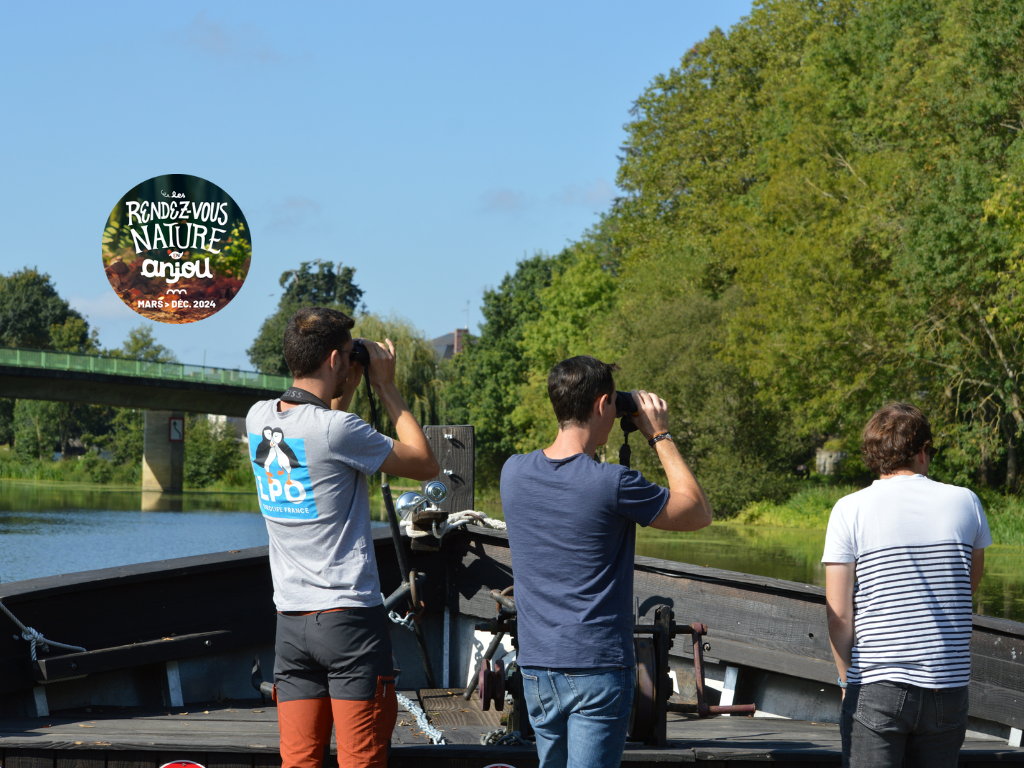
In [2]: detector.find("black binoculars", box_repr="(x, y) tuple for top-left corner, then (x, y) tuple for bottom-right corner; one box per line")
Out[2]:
(615, 390), (638, 417)
(350, 339), (370, 369)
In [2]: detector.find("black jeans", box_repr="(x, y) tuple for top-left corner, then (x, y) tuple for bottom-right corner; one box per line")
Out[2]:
(840, 682), (969, 768)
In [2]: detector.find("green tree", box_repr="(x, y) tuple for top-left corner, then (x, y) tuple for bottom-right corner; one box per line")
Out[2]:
(99, 408), (144, 470)
(248, 261), (364, 374)
(13, 400), (58, 461)
(108, 325), (179, 362)
(0, 268), (92, 447)
(50, 316), (100, 354)
(347, 314), (442, 446)
(184, 415), (246, 488)
(440, 252), (570, 486)
(511, 244), (618, 454)
(0, 268), (83, 348)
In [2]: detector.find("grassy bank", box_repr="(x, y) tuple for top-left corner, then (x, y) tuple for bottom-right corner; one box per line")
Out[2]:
(438, 479), (1024, 550)
(0, 448), (254, 491)
(733, 482), (1024, 548)
(0, 450), (141, 485)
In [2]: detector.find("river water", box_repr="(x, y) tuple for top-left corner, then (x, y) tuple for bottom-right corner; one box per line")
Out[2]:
(3, 482), (1022, 623)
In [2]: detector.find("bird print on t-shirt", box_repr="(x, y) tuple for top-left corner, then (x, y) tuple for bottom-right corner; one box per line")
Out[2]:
(253, 426), (300, 485)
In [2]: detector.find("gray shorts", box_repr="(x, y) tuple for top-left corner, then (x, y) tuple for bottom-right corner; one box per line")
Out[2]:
(274, 604), (394, 702)
(840, 681), (969, 768)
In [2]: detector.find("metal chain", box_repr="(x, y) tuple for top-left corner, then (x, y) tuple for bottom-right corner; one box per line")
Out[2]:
(396, 691), (448, 745)
(481, 727), (527, 746)
(381, 593), (417, 631)
(0, 600), (86, 661)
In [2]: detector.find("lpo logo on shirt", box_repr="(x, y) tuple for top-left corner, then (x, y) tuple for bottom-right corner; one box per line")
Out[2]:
(249, 427), (318, 519)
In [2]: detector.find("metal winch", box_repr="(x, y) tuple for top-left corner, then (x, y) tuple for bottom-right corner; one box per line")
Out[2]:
(395, 481), (449, 551)
(470, 585), (756, 747)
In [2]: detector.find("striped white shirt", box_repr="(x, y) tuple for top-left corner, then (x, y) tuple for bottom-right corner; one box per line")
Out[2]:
(822, 475), (991, 688)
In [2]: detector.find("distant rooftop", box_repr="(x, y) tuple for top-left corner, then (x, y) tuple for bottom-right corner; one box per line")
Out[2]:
(431, 328), (469, 360)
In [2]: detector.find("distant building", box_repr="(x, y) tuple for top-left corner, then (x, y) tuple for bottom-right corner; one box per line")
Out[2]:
(208, 414), (247, 442)
(432, 328), (469, 360)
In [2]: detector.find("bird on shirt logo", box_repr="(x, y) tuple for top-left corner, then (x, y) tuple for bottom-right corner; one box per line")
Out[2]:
(254, 426), (300, 485)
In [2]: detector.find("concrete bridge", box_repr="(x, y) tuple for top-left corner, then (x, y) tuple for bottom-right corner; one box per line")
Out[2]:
(0, 347), (290, 494)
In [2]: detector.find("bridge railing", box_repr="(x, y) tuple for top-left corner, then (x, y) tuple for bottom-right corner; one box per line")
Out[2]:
(0, 347), (291, 391)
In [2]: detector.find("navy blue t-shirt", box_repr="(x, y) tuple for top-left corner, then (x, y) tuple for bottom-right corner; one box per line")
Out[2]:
(500, 450), (669, 668)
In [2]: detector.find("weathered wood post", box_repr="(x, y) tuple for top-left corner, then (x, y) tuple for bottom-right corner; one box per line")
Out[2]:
(420, 424), (474, 689)
(421, 425), (474, 513)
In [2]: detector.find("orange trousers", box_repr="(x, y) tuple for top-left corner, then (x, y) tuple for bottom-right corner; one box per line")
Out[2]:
(277, 676), (397, 768)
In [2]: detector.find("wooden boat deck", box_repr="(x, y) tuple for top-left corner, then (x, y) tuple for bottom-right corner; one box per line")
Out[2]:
(1, 693), (1022, 768)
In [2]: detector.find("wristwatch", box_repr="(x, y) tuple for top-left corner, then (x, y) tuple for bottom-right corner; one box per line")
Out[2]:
(649, 432), (673, 448)
(837, 677), (848, 689)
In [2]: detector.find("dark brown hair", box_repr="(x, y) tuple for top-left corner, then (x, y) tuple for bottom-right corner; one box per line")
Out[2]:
(283, 307), (355, 378)
(861, 402), (933, 475)
(547, 355), (618, 428)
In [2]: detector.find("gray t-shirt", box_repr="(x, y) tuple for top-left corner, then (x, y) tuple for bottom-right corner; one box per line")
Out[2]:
(246, 399), (394, 610)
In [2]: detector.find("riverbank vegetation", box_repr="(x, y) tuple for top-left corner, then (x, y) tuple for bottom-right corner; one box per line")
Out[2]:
(732, 483), (1024, 549)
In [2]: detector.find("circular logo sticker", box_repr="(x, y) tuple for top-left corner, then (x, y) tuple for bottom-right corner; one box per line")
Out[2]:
(102, 174), (250, 323)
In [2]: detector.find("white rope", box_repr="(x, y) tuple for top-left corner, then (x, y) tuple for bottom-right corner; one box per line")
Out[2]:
(382, 593), (417, 631)
(400, 511), (506, 542)
(396, 691), (448, 745)
(0, 600), (86, 661)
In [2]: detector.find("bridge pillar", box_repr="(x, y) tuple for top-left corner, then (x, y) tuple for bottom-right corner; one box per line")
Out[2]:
(142, 410), (185, 493)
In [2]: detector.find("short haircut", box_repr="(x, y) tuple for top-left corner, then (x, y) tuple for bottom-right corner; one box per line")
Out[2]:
(547, 355), (619, 428)
(282, 307), (355, 378)
(861, 402), (933, 475)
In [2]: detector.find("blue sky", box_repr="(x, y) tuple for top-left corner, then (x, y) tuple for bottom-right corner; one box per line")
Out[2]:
(1, 1), (753, 370)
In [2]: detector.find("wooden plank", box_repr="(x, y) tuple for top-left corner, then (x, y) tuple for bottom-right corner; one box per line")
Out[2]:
(55, 752), (105, 768)
(389, 745), (539, 767)
(103, 751), (156, 768)
(206, 753), (254, 768)
(632, 570), (833, 658)
(684, 637), (837, 686)
(253, 755), (281, 768)
(971, 628), (1024, 667)
(0, 530), (427, 697)
(5, 749), (54, 768)
(35, 632), (235, 683)
(969, 678), (1024, 730)
(971, 652), (1024, 692)
(422, 426), (474, 514)
(0, 549), (272, 601)
(0, 555), (276, 696)
(418, 689), (501, 727)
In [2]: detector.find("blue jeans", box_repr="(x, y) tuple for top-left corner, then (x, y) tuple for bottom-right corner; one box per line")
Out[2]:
(520, 666), (634, 768)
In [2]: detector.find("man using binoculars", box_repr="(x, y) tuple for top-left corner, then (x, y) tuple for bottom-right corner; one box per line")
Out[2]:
(501, 355), (713, 768)
(245, 307), (439, 768)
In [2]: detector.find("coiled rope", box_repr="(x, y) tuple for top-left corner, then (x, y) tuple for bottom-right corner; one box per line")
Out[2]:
(0, 600), (86, 661)
(396, 691), (448, 745)
(400, 511), (506, 543)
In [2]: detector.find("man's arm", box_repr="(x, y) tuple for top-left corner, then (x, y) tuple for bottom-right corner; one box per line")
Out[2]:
(825, 561), (856, 694)
(971, 548), (985, 594)
(648, 439), (713, 531)
(630, 389), (712, 532)
(364, 339), (440, 481)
